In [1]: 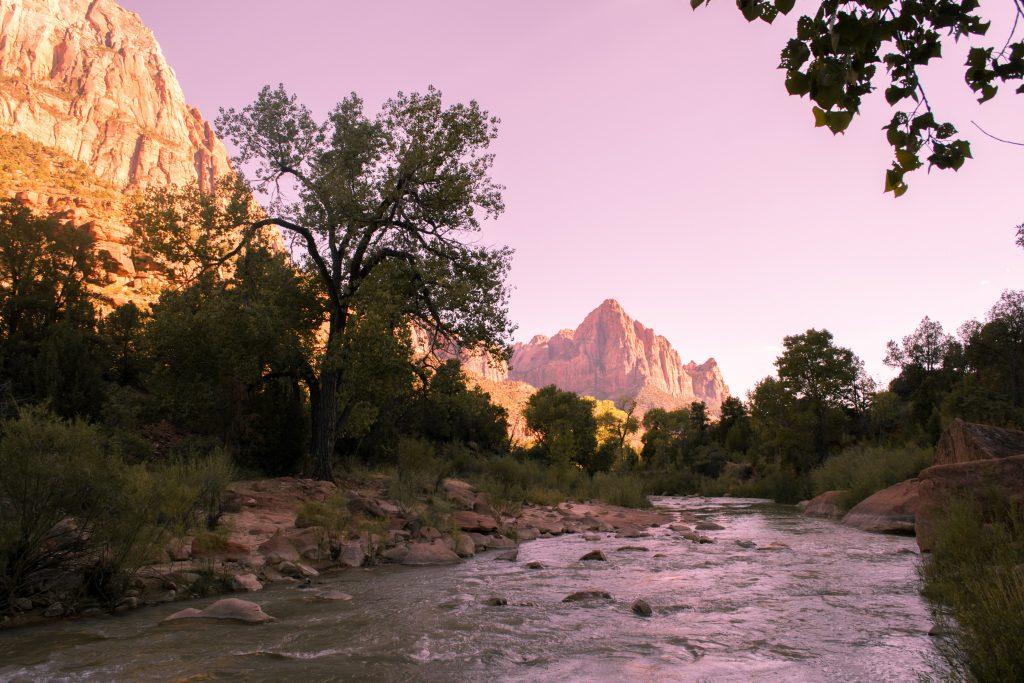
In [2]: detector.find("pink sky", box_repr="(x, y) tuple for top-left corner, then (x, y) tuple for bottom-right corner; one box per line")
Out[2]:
(122, 0), (1022, 395)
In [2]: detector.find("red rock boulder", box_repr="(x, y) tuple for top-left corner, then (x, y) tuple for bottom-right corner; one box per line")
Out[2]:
(803, 490), (846, 519)
(841, 479), (920, 534)
(915, 453), (1024, 551)
(934, 418), (1024, 465)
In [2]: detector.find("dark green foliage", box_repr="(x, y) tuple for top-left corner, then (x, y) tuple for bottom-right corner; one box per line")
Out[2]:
(524, 385), (599, 472)
(141, 247), (317, 474)
(411, 360), (509, 452)
(773, 328), (861, 467)
(922, 499), (1024, 681)
(0, 408), (233, 612)
(0, 199), (105, 418)
(694, 0), (1023, 194)
(811, 444), (933, 510)
(138, 85), (516, 479)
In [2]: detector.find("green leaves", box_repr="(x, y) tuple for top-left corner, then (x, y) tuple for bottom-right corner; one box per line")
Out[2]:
(812, 106), (853, 134)
(774, 0), (796, 15)
(709, 0), (1024, 196)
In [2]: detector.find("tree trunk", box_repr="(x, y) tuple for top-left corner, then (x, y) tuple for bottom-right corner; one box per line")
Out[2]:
(309, 370), (339, 481)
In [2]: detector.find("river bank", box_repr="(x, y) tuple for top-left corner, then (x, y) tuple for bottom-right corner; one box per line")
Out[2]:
(0, 497), (937, 681)
(0, 476), (671, 631)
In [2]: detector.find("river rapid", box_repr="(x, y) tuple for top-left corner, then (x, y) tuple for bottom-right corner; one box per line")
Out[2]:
(0, 497), (939, 682)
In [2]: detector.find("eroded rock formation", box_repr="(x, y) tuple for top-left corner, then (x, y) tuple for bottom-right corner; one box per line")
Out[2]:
(507, 299), (729, 414)
(0, 0), (238, 307)
(0, 0), (230, 191)
(933, 417), (1024, 466)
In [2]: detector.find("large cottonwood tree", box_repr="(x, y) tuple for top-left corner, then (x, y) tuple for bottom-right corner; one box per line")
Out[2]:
(136, 86), (514, 480)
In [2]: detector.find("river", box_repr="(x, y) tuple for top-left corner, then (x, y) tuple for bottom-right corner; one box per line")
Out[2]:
(0, 497), (939, 682)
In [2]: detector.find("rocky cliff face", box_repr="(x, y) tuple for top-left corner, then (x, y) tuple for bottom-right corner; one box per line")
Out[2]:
(0, 0), (230, 191)
(506, 299), (729, 414)
(0, 0), (235, 307)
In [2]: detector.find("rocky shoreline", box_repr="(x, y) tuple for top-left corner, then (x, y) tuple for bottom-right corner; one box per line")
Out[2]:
(1, 477), (672, 630)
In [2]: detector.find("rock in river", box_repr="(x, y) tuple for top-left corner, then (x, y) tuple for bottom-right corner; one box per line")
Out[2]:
(580, 550), (607, 561)
(562, 590), (612, 603)
(382, 540), (461, 566)
(631, 598), (653, 617)
(842, 479), (920, 535)
(803, 490), (846, 519)
(230, 573), (263, 593)
(162, 598), (274, 625)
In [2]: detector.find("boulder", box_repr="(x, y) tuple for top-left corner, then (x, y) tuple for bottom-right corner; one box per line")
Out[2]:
(915, 453), (1024, 551)
(440, 478), (477, 508)
(43, 603), (65, 618)
(451, 511), (499, 533)
(616, 546), (648, 552)
(758, 542), (790, 551)
(562, 590), (612, 603)
(166, 539), (192, 561)
(337, 542), (366, 568)
(278, 561), (319, 578)
(695, 521), (725, 531)
(803, 490), (846, 519)
(516, 527), (539, 542)
(631, 598), (653, 617)
(682, 532), (713, 544)
(525, 561), (545, 569)
(495, 549), (518, 561)
(841, 479), (920, 534)
(468, 533), (516, 550)
(162, 598), (273, 625)
(347, 495), (401, 519)
(482, 597), (508, 606)
(285, 527), (326, 560)
(258, 531), (300, 564)
(231, 573), (263, 592)
(580, 550), (607, 561)
(382, 540), (461, 566)
(314, 591), (353, 601)
(453, 534), (476, 558)
(934, 418), (1024, 465)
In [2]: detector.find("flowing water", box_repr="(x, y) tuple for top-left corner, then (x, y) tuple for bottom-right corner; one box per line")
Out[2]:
(0, 497), (940, 682)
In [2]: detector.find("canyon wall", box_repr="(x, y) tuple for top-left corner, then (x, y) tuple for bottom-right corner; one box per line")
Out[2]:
(0, 0), (236, 306)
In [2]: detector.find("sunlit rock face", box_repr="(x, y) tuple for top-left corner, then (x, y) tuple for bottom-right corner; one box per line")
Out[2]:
(0, 0), (240, 307)
(0, 0), (230, 191)
(507, 299), (729, 415)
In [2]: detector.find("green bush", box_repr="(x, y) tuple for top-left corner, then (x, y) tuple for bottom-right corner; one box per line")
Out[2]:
(922, 499), (1024, 681)
(385, 438), (447, 507)
(0, 408), (233, 611)
(811, 444), (932, 510)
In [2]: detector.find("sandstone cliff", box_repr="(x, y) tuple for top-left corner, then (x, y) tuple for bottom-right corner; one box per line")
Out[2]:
(0, 0), (236, 307)
(0, 0), (230, 191)
(506, 299), (729, 414)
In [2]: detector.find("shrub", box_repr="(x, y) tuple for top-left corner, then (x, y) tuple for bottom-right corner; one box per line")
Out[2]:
(811, 444), (932, 510)
(922, 499), (1024, 681)
(385, 438), (447, 507)
(0, 408), (232, 611)
(590, 472), (649, 508)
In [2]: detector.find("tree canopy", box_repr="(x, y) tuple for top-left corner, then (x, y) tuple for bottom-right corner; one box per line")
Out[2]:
(134, 85), (515, 480)
(693, 0), (1024, 195)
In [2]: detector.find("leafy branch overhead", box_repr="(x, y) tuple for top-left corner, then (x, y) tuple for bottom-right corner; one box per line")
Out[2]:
(691, 0), (1024, 196)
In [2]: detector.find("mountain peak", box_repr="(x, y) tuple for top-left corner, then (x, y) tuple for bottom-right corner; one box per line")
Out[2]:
(508, 302), (729, 414)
